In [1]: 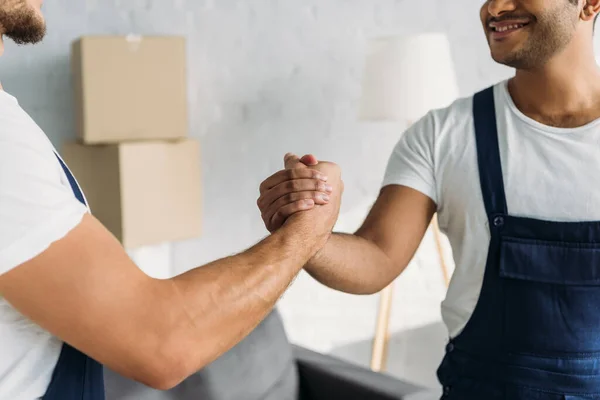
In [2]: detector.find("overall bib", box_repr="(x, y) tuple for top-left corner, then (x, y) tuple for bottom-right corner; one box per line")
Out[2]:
(41, 153), (105, 400)
(436, 86), (600, 400)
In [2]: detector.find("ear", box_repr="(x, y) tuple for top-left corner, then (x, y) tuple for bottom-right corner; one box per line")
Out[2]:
(581, 0), (600, 22)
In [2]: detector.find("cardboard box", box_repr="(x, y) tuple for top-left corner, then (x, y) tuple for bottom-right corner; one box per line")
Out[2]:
(61, 139), (202, 248)
(71, 35), (188, 144)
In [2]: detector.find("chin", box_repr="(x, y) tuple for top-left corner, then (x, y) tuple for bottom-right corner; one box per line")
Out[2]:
(492, 53), (533, 69)
(489, 42), (526, 66)
(490, 50), (511, 65)
(491, 54), (515, 67)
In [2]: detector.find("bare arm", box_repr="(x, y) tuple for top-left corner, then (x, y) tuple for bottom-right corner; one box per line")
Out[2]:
(257, 158), (436, 295)
(0, 162), (342, 391)
(304, 185), (436, 294)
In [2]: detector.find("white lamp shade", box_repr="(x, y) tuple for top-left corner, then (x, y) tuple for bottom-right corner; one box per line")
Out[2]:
(359, 33), (460, 122)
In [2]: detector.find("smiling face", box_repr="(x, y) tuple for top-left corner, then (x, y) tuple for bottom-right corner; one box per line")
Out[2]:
(0, 0), (46, 45)
(480, 0), (581, 69)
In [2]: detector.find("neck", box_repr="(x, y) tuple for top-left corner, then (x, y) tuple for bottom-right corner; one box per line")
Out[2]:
(510, 37), (600, 120)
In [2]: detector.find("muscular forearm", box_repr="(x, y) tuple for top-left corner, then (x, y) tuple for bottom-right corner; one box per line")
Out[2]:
(303, 232), (399, 295)
(156, 223), (320, 387)
(0, 212), (329, 391)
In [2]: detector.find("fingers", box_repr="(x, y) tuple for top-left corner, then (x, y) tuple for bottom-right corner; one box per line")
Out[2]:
(284, 153), (302, 170)
(257, 152), (325, 232)
(284, 152), (319, 168)
(269, 199), (315, 232)
(261, 190), (330, 230)
(259, 168), (327, 194)
(258, 178), (333, 211)
(300, 154), (318, 166)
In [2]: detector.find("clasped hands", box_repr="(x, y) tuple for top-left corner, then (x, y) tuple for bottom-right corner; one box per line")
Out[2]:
(257, 153), (343, 245)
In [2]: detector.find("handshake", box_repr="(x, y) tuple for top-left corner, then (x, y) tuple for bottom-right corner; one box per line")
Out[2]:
(256, 152), (344, 251)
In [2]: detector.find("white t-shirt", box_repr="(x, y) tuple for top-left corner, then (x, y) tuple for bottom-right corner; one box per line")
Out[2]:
(0, 90), (89, 399)
(383, 79), (600, 339)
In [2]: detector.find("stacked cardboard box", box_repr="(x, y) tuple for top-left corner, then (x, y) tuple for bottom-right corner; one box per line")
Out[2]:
(63, 35), (202, 249)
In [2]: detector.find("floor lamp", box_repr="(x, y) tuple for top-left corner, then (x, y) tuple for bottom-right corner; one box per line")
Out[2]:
(358, 33), (460, 372)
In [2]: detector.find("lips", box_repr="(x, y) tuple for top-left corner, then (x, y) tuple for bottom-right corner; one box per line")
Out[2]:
(488, 21), (530, 39)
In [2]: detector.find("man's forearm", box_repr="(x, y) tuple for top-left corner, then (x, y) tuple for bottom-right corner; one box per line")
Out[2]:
(0, 211), (330, 391)
(303, 232), (399, 295)
(161, 223), (320, 386)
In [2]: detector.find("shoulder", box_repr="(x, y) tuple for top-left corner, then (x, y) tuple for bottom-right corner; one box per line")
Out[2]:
(396, 90), (473, 155)
(422, 80), (506, 126)
(0, 92), (60, 176)
(410, 80), (507, 151)
(0, 94), (88, 276)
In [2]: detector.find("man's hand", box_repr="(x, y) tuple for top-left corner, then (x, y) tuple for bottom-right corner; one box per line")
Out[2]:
(257, 153), (334, 232)
(283, 157), (343, 248)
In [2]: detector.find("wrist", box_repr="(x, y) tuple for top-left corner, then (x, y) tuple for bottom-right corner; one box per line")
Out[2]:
(307, 230), (333, 266)
(278, 220), (327, 259)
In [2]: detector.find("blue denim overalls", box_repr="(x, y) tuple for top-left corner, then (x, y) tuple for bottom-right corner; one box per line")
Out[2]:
(436, 86), (600, 399)
(41, 153), (105, 400)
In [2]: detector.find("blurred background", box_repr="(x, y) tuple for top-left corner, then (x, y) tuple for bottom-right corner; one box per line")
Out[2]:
(5, 0), (599, 395)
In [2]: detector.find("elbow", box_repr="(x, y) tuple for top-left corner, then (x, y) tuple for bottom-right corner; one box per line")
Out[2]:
(362, 265), (405, 295)
(353, 284), (388, 296)
(134, 356), (189, 391)
(360, 287), (384, 296)
(129, 338), (203, 390)
(143, 371), (186, 392)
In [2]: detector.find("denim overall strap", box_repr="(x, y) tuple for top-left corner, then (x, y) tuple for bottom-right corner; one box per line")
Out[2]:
(448, 85), (508, 354)
(473, 86), (508, 219)
(42, 153), (105, 400)
(436, 86), (511, 399)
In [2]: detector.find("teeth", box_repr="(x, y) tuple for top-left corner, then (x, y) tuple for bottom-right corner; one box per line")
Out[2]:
(492, 24), (523, 32)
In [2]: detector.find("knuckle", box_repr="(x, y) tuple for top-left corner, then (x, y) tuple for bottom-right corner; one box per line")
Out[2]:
(257, 197), (269, 210)
(259, 181), (268, 193)
(288, 169), (299, 179)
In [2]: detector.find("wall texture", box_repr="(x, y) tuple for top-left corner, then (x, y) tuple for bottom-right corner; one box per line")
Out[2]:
(1, 0), (570, 390)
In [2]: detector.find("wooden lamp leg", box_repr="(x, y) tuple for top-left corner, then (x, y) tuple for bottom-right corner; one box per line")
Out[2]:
(370, 282), (394, 372)
(370, 214), (450, 372)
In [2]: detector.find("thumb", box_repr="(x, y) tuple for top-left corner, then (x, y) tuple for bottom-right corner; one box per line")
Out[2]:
(300, 154), (318, 166)
(284, 152), (305, 170)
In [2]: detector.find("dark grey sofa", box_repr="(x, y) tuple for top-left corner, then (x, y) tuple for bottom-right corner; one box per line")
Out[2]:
(104, 309), (432, 400)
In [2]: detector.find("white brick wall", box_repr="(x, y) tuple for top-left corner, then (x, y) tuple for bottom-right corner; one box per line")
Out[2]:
(11, 0), (597, 390)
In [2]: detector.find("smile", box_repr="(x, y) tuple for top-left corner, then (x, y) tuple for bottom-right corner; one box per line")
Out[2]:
(491, 23), (526, 32)
(488, 21), (530, 38)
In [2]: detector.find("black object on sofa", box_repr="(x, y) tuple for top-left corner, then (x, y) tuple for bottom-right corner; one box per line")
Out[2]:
(295, 345), (427, 400)
(103, 309), (431, 400)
